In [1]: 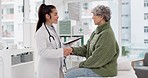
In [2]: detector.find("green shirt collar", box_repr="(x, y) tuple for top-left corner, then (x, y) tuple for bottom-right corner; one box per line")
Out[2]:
(94, 21), (111, 34)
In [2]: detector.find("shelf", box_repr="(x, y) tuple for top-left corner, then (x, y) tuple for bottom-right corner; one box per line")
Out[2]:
(0, 48), (34, 55)
(12, 61), (34, 67)
(2, 37), (14, 40)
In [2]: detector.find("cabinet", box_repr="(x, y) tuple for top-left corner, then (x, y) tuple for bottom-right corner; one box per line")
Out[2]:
(0, 48), (34, 78)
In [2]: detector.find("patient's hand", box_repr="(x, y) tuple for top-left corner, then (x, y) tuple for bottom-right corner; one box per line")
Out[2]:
(63, 48), (73, 57)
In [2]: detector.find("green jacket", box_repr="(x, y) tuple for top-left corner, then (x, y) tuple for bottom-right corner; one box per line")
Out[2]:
(72, 21), (119, 77)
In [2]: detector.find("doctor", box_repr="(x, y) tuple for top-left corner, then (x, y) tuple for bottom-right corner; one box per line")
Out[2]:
(35, 4), (71, 78)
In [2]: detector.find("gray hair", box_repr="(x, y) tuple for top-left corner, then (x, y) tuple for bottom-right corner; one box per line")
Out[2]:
(91, 5), (111, 22)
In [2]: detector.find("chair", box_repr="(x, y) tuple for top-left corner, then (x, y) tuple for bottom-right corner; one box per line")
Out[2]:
(132, 53), (148, 78)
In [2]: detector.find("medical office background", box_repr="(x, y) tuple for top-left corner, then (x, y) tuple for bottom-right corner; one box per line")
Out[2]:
(0, 0), (148, 78)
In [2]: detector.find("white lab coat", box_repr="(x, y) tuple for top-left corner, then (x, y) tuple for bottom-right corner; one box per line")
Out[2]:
(35, 24), (64, 78)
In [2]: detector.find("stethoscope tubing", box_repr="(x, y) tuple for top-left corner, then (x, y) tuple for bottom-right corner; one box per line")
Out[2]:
(44, 24), (55, 42)
(44, 23), (67, 71)
(44, 24), (58, 49)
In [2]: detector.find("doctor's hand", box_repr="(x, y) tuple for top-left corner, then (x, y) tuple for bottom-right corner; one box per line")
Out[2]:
(63, 47), (73, 57)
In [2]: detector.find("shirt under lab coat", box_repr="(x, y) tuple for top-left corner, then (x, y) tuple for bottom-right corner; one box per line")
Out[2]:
(35, 24), (64, 78)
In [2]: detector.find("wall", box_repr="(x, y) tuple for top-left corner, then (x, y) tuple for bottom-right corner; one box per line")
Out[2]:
(131, 0), (144, 45)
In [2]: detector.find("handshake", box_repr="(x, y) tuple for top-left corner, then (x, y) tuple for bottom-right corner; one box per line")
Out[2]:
(63, 47), (73, 57)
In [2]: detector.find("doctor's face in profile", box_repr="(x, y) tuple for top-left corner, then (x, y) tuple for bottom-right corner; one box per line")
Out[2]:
(49, 8), (59, 24)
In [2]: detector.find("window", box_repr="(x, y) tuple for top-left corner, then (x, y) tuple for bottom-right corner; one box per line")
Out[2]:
(144, 0), (148, 7)
(122, 39), (129, 41)
(0, 0), (43, 45)
(6, 8), (14, 14)
(2, 25), (14, 37)
(122, 27), (129, 29)
(144, 39), (148, 44)
(1, 9), (3, 14)
(144, 26), (148, 33)
(83, 3), (89, 10)
(122, 14), (129, 17)
(18, 6), (23, 13)
(144, 13), (148, 20)
(83, 22), (88, 25)
(122, 2), (129, 5)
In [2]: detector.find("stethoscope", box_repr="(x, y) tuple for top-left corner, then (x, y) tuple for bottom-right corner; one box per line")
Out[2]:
(44, 23), (55, 42)
(44, 23), (67, 72)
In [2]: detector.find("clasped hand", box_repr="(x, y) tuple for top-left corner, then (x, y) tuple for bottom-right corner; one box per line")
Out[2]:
(64, 47), (73, 57)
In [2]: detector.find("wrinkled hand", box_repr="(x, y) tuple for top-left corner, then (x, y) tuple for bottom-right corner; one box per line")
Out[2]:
(63, 47), (73, 57)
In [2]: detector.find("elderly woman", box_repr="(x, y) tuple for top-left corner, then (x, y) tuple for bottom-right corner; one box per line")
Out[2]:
(64, 5), (119, 78)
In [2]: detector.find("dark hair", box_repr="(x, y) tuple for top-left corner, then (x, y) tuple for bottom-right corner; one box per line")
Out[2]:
(36, 4), (56, 32)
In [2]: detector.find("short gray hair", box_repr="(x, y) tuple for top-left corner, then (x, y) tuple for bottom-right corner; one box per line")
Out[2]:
(91, 5), (111, 22)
